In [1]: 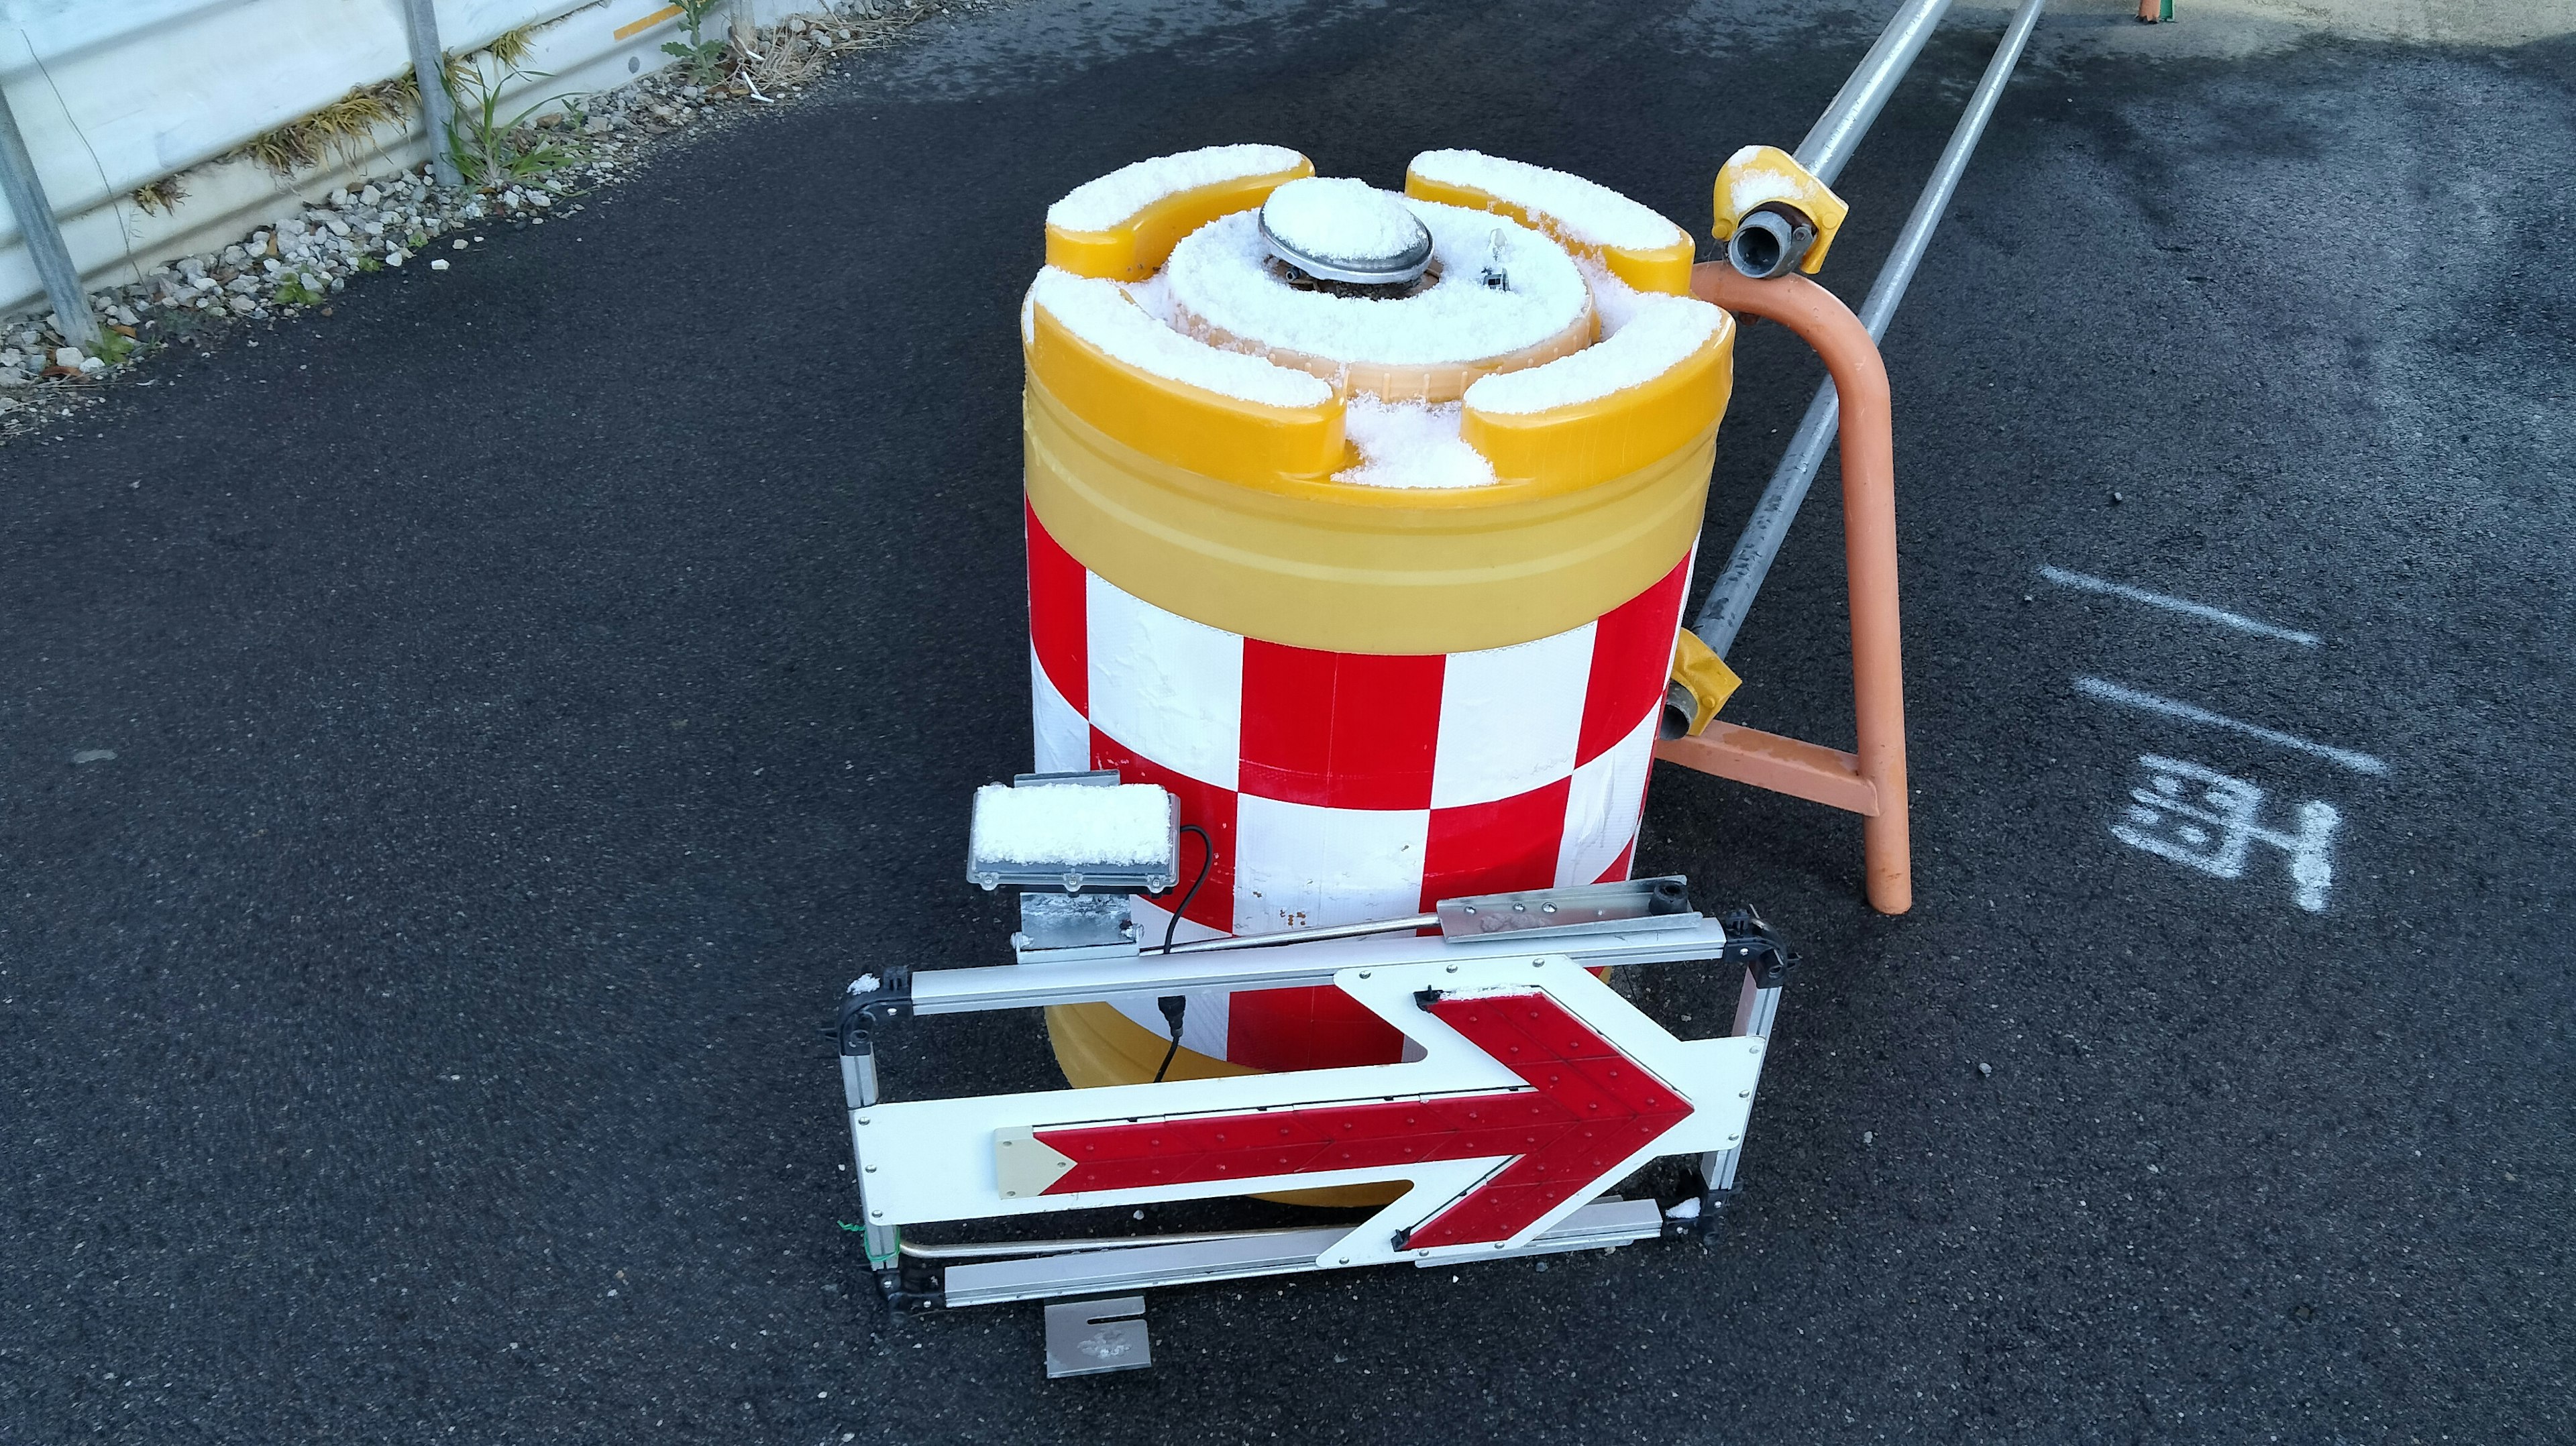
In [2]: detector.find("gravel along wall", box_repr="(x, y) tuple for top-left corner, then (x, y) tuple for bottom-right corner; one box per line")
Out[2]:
(0, 0), (865, 320)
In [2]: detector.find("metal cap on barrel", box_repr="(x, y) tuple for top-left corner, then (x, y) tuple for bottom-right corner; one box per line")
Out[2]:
(1258, 176), (1434, 286)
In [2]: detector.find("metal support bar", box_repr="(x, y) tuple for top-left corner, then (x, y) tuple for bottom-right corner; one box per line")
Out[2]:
(898, 917), (1735, 1017)
(1695, 970), (1786, 1194)
(841, 1044), (899, 1269)
(1693, 0), (2049, 660)
(397, 0), (464, 187)
(1795, 0), (1957, 186)
(1656, 721), (1880, 816)
(939, 1199), (1668, 1308)
(0, 79), (99, 346)
(1670, 265), (1912, 913)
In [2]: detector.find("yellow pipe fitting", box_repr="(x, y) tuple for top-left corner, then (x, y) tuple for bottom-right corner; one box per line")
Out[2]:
(1668, 628), (1741, 735)
(1710, 144), (1849, 276)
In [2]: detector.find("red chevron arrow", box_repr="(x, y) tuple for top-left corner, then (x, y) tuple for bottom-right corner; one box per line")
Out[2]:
(1029, 990), (1693, 1249)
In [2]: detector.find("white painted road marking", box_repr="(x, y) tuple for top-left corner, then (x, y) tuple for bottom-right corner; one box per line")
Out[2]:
(2074, 677), (2390, 776)
(2113, 755), (2339, 912)
(2041, 565), (2322, 647)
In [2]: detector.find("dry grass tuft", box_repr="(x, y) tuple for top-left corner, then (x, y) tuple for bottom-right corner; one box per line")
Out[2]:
(131, 175), (190, 215)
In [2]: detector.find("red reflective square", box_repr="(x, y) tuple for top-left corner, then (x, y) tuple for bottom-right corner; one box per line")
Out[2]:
(1239, 642), (1445, 810)
(1576, 554), (1689, 767)
(1024, 501), (1089, 714)
(1419, 779), (1570, 910)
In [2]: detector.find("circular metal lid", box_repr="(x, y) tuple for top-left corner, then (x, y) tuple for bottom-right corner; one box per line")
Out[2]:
(1258, 177), (1434, 287)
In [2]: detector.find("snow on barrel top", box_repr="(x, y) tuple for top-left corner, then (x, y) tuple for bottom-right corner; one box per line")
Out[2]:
(1047, 144), (1308, 233)
(1165, 195), (1587, 369)
(1260, 177), (1428, 269)
(971, 782), (1172, 867)
(1027, 267), (1332, 409)
(1336, 399), (1497, 491)
(1464, 292), (1724, 414)
(1409, 149), (1690, 254)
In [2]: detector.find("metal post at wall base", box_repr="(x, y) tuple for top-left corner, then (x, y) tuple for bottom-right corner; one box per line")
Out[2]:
(397, 0), (462, 187)
(0, 82), (100, 347)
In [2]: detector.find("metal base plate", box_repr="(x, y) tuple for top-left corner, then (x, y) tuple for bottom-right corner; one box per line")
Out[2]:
(1043, 1296), (1151, 1378)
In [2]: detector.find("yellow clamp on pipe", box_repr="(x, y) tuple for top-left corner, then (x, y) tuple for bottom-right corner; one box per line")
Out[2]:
(1669, 628), (1741, 735)
(1710, 144), (1849, 276)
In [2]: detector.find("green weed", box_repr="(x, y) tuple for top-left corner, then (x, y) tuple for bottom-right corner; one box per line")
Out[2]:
(660, 0), (733, 85)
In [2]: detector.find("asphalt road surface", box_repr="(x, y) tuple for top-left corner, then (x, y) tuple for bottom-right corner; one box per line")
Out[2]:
(5, 1), (2571, 1441)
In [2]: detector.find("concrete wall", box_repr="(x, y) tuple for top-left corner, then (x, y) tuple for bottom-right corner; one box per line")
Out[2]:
(0, 0), (839, 318)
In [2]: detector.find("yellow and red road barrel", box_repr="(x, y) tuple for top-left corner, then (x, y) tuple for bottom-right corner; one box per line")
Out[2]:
(1022, 146), (1735, 1115)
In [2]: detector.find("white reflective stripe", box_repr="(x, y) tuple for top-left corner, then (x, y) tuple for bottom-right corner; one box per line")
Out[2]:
(1085, 574), (1243, 789)
(1428, 622), (1595, 808)
(1030, 646), (1090, 775)
(1232, 794), (1431, 938)
(1556, 708), (1657, 885)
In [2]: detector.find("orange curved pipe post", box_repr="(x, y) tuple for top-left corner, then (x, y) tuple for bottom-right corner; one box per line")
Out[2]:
(1656, 262), (1913, 915)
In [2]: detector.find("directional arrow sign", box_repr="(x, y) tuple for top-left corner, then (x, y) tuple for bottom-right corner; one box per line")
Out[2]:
(849, 954), (1764, 1262)
(1008, 991), (1691, 1248)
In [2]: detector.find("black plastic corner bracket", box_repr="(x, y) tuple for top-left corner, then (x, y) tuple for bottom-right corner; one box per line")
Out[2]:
(1662, 1186), (1731, 1241)
(839, 966), (915, 1055)
(1714, 909), (1798, 990)
(876, 1259), (943, 1313)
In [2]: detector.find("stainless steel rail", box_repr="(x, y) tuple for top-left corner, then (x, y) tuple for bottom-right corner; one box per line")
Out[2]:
(1794, 0), (1958, 186)
(1692, 0), (2050, 659)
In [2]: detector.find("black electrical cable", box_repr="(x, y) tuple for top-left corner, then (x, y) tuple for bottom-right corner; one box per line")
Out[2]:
(1150, 824), (1216, 1083)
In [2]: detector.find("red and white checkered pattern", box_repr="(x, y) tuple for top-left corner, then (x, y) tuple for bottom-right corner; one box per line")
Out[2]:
(1028, 502), (1688, 1072)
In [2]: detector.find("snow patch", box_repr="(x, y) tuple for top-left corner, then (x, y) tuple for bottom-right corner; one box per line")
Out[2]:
(1261, 176), (1424, 264)
(1410, 148), (1687, 254)
(1334, 399), (1497, 490)
(1165, 199), (1587, 370)
(1028, 266), (1332, 408)
(1464, 293), (1723, 414)
(1047, 144), (1306, 233)
(1723, 146), (1808, 215)
(971, 781), (1173, 866)
(1578, 258), (1650, 337)
(1120, 272), (1178, 325)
